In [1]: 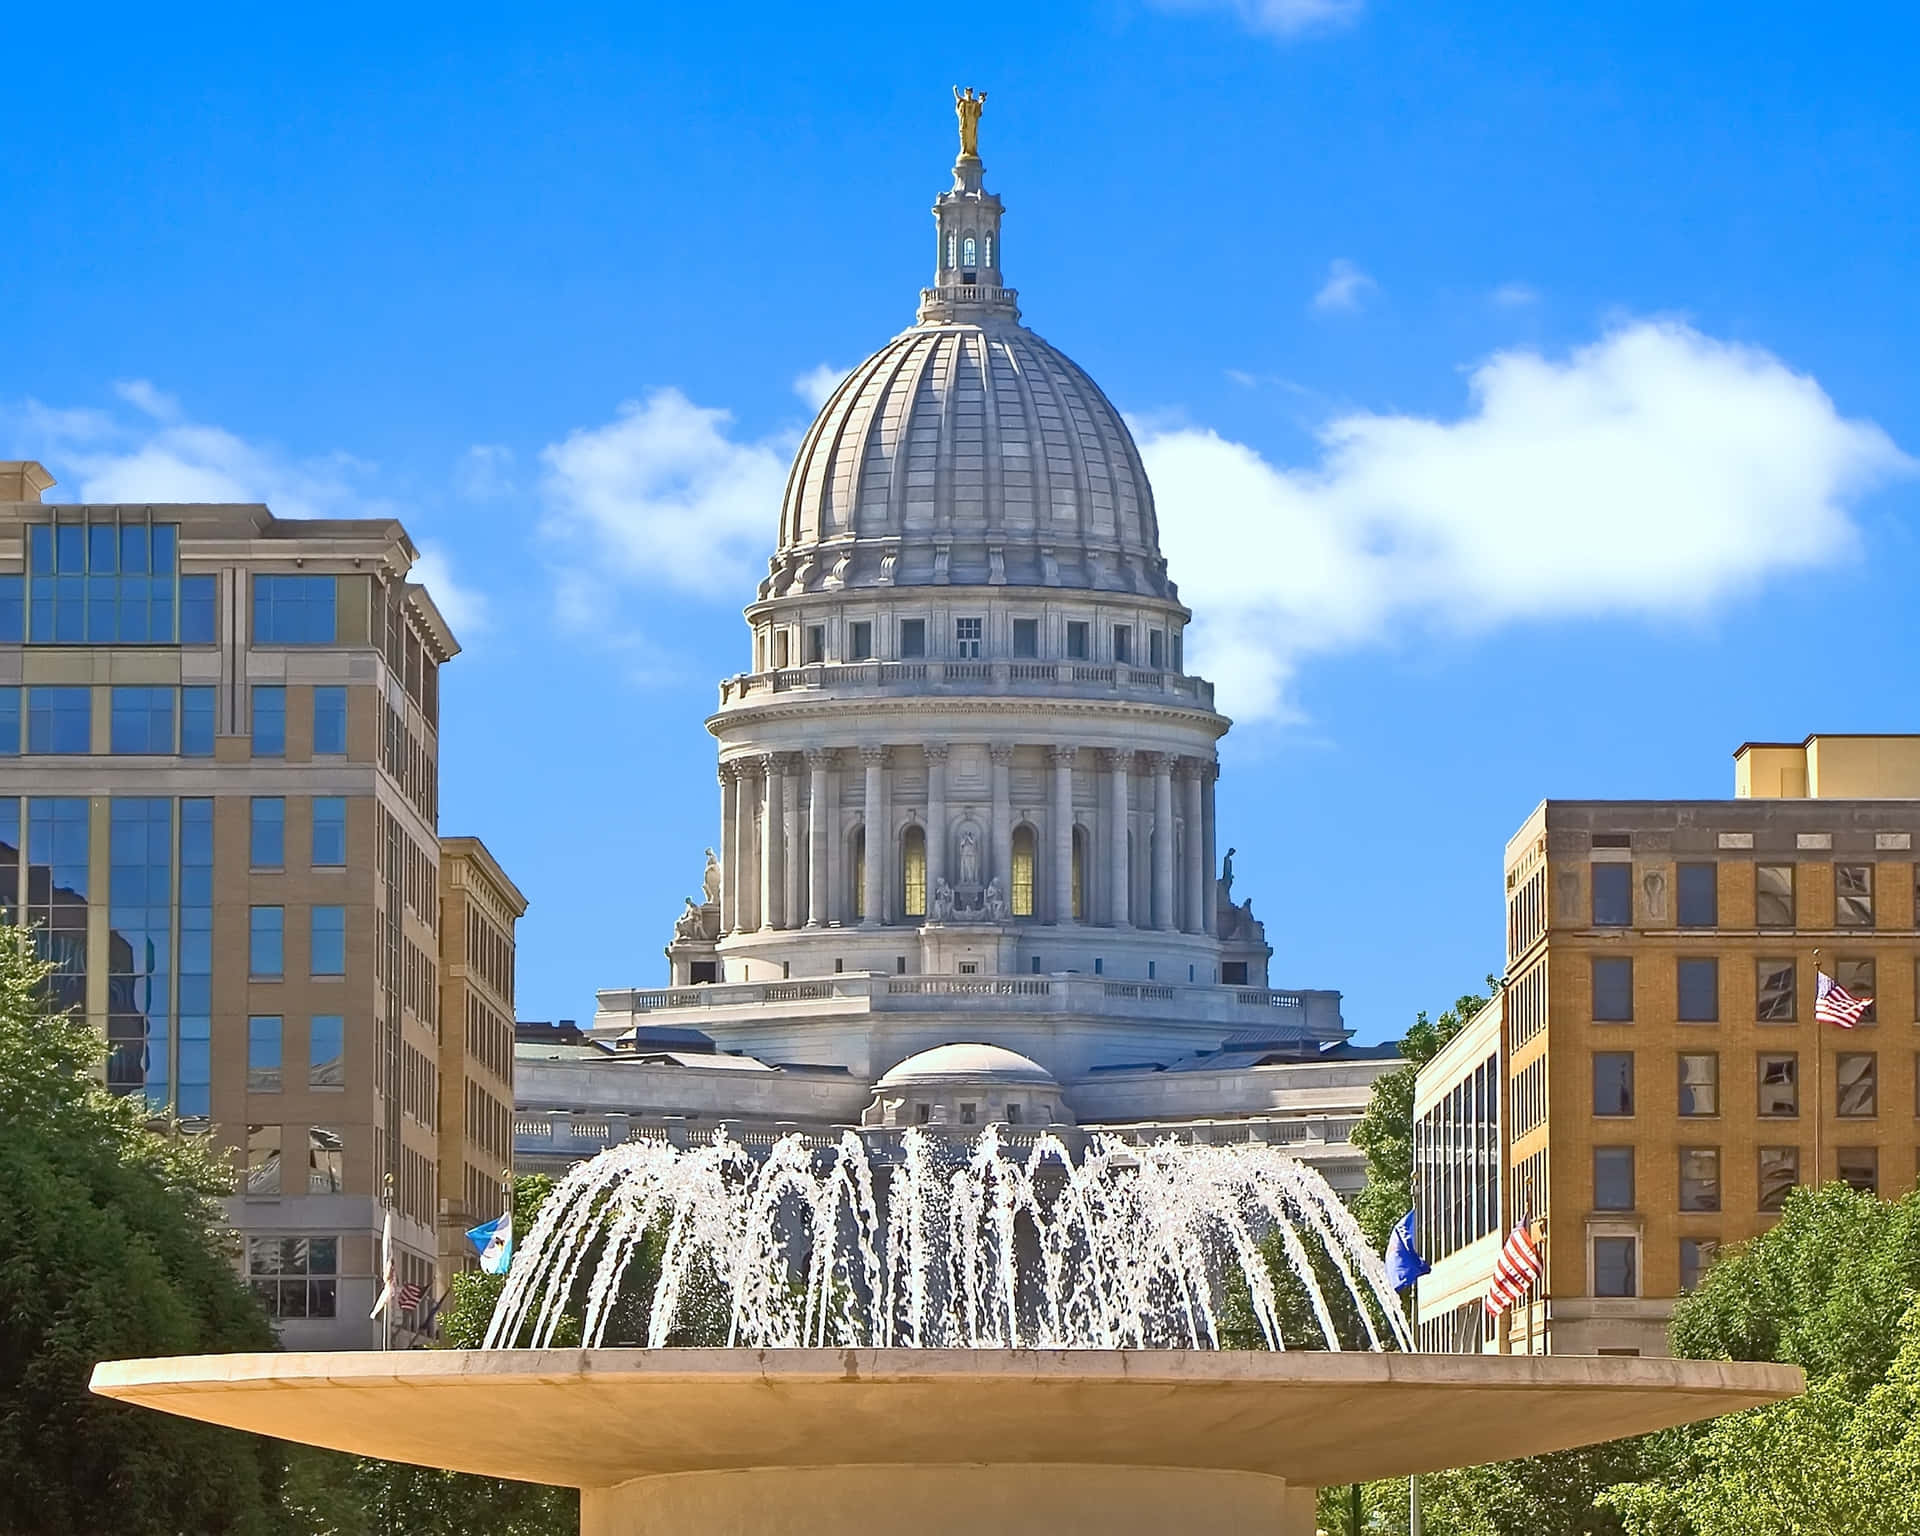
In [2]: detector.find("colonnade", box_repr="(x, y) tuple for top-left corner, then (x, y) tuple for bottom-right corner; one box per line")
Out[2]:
(717, 745), (1218, 935)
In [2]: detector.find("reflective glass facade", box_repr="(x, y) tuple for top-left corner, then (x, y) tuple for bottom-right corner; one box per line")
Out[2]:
(253, 574), (337, 644)
(177, 800), (212, 1118)
(26, 519), (179, 643)
(26, 797), (88, 1016)
(107, 798), (173, 1104)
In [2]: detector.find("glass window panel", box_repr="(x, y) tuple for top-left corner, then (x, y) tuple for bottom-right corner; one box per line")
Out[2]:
(1759, 1146), (1799, 1211)
(311, 797), (347, 866)
(1837, 1147), (1878, 1196)
(250, 798), (285, 868)
(179, 574), (217, 644)
(1835, 864), (1874, 927)
(1011, 618), (1038, 658)
(1836, 958), (1877, 1024)
(1112, 624), (1132, 664)
(27, 686), (92, 753)
(249, 906), (284, 978)
(253, 574), (338, 644)
(1677, 957), (1719, 1021)
(1676, 863), (1718, 926)
(180, 687), (215, 756)
(247, 1017), (282, 1091)
(1592, 863), (1632, 926)
(1593, 1236), (1637, 1297)
(1065, 621), (1089, 660)
(0, 574), (22, 642)
(1679, 1148), (1721, 1212)
(312, 685), (347, 756)
(252, 685), (285, 757)
(1592, 1051), (1634, 1116)
(1836, 1052), (1877, 1118)
(849, 621), (873, 661)
(1594, 1146), (1635, 1210)
(901, 826), (926, 917)
(1756, 864), (1795, 927)
(954, 617), (982, 658)
(804, 625), (825, 664)
(151, 524), (176, 573)
(88, 524), (116, 572)
(1757, 1053), (1799, 1117)
(311, 905), (345, 976)
(1680, 1238), (1719, 1292)
(1757, 959), (1796, 1021)
(899, 618), (926, 658)
(1592, 957), (1633, 1021)
(309, 1015), (345, 1089)
(245, 1124), (281, 1194)
(109, 686), (174, 754)
(307, 1127), (343, 1193)
(0, 689), (18, 755)
(1678, 1053), (1719, 1116)
(1010, 827), (1035, 917)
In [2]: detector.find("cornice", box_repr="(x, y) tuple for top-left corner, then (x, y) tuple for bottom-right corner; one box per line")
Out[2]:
(706, 692), (1230, 741)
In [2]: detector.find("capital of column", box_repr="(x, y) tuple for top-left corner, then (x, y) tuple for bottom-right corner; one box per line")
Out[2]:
(1099, 748), (1131, 771)
(859, 745), (889, 767)
(989, 743), (1015, 765)
(718, 759), (742, 784)
(923, 743), (950, 766)
(1174, 755), (1200, 781)
(804, 746), (836, 770)
(758, 752), (785, 780)
(1048, 744), (1077, 765)
(1146, 751), (1177, 776)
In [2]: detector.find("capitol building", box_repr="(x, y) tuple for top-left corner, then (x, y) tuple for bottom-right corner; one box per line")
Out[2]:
(516, 94), (1396, 1192)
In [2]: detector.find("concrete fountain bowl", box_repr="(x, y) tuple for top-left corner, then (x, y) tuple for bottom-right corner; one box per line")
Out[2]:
(91, 1346), (1799, 1535)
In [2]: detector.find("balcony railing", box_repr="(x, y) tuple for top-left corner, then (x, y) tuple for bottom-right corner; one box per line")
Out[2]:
(718, 660), (1214, 710)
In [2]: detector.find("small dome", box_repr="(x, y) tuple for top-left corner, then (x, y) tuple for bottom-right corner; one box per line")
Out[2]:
(876, 1042), (1060, 1090)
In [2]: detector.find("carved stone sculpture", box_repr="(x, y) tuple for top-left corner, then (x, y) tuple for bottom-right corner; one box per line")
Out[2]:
(953, 85), (987, 157)
(957, 828), (981, 887)
(931, 878), (955, 921)
(674, 899), (704, 941)
(702, 848), (722, 905)
(983, 877), (1007, 921)
(1642, 869), (1667, 922)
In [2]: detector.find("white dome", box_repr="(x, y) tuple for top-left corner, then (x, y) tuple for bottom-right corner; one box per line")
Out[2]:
(876, 1042), (1060, 1090)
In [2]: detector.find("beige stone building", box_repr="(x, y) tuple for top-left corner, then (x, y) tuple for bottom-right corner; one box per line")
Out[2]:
(0, 466), (516, 1347)
(1416, 733), (1920, 1356)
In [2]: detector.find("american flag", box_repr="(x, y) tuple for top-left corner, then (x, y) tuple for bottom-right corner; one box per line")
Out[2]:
(397, 1281), (425, 1315)
(1483, 1216), (1544, 1318)
(1815, 971), (1871, 1029)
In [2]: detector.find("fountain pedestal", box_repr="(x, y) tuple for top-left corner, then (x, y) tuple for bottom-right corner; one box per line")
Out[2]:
(91, 1347), (1800, 1536)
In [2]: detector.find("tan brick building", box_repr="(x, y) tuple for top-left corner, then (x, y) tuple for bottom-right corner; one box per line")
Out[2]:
(0, 462), (518, 1348)
(437, 836), (525, 1277)
(1417, 734), (1920, 1356)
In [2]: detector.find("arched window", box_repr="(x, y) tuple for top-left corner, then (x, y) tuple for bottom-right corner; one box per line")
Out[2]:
(962, 235), (978, 269)
(850, 828), (866, 920)
(1071, 826), (1087, 921)
(946, 232), (956, 269)
(985, 233), (995, 270)
(902, 825), (927, 918)
(1011, 825), (1036, 917)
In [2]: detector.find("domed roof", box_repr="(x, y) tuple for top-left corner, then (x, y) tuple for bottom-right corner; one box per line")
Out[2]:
(759, 112), (1171, 602)
(876, 1042), (1060, 1090)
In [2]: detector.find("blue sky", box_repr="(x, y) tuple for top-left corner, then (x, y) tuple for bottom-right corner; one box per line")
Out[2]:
(5, 2), (1917, 1040)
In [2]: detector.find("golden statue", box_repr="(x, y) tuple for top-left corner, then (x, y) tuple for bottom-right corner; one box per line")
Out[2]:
(953, 85), (987, 158)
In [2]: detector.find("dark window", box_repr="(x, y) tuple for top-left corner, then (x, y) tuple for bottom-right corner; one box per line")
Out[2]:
(1679, 1238), (1718, 1292)
(1837, 1147), (1878, 1196)
(1593, 1236), (1637, 1297)
(247, 1236), (338, 1319)
(180, 575), (217, 643)
(1011, 618), (1038, 658)
(1149, 629), (1165, 669)
(109, 686), (174, 754)
(1592, 1051), (1634, 1115)
(1836, 1053), (1877, 1118)
(1677, 958), (1719, 1021)
(1758, 1146), (1798, 1211)
(0, 690), (17, 755)
(1224, 961), (1249, 985)
(27, 686), (91, 753)
(1065, 621), (1089, 660)
(900, 619), (927, 658)
(1757, 1053), (1799, 1117)
(252, 574), (337, 644)
(849, 621), (873, 661)
(1592, 957), (1633, 1021)
(1757, 959), (1796, 1021)
(804, 625), (825, 664)
(1594, 1146), (1635, 1210)
(180, 687), (215, 757)
(252, 686), (285, 757)
(1835, 864), (1874, 928)
(773, 630), (790, 668)
(1677, 863), (1718, 926)
(1756, 863), (1794, 927)
(1678, 1053), (1719, 1116)
(312, 686), (347, 756)
(1112, 624), (1132, 664)
(1592, 864), (1632, 926)
(1679, 1148), (1721, 1212)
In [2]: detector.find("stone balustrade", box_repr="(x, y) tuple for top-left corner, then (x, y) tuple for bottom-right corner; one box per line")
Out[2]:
(717, 660), (1215, 710)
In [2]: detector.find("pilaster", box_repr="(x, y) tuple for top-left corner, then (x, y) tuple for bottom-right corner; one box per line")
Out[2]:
(1050, 745), (1076, 924)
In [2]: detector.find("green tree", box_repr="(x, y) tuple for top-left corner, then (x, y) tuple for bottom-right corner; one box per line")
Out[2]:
(1351, 981), (1496, 1248)
(0, 924), (286, 1535)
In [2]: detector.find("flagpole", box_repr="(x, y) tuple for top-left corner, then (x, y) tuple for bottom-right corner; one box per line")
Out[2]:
(382, 1172), (393, 1353)
(1811, 948), (1822, 1194)
(1408, 1283), (1423, 1536)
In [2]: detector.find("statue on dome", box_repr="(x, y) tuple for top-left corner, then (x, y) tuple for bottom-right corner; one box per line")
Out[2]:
(674, 899), (704, 941)
(957, 828), (981, 888)
(702, 848), (722, 905)
(953, 86), (987, 158)
(930, 878), (955, 922)
(983, 877), (1007, 921)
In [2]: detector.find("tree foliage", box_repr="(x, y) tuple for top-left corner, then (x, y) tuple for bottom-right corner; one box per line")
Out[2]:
(0, 924), (286, 1535)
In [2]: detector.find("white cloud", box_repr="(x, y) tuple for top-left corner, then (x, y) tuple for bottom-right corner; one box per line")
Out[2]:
(409, 542), (489, 637)
(1138, 319), (1912, 722)
(1150, 0), (1363, 37)
(794, 364), (851, 412)
(1312, 258), (1376, 313)
(1491, 282), (1541, 308)
(539, 387), (791, 604)
(456, 443), (516, 501)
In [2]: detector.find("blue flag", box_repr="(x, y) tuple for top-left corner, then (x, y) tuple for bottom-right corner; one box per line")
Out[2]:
(466, 1212), (514, 1276)
(1385, 1209), (1430, 1291)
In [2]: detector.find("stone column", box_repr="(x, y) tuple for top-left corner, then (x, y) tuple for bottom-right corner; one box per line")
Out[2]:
(1050, 746), (1076, 923)
(718, 762), (739, 933)
(732, 760), (757, 933)
(1182, 759), (1205, 935)
(1150, 752), (1176, 932)
(759, 753), (784, 930)
(989, 744), (1014, 896)
(1201, 759), (1219, 940)
(1104, 750), (1130, 929)
(861, 746), (886, 927)
(783, 763), (803, 931)
(805, 748), (832, 928)
(924, 745), (948, 901)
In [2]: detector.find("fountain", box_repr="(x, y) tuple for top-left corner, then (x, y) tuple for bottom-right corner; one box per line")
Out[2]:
(93, 1131), (1800, 1535)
